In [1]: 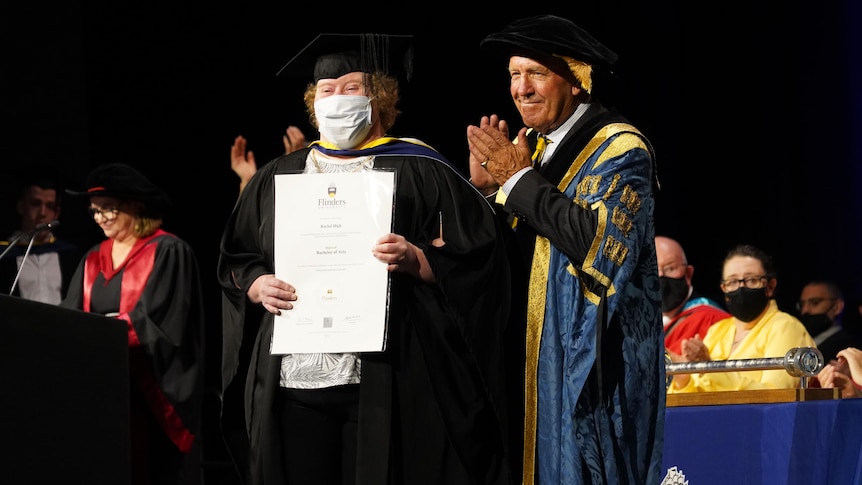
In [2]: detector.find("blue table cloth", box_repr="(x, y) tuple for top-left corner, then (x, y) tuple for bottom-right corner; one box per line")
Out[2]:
(662, 399), (862, 484)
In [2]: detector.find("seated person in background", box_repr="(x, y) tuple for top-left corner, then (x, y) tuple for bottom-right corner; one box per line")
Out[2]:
(669, 244), (816, 393)
(817, 347), (862, 398)
(656, 235), (730, 356)
(0, 175), (80, 304)
(797, 279), (861, 361)
(230, 125), (307, 193)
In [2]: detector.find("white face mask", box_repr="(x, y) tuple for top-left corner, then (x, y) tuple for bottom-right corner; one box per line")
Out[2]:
(314, 95), (373, 149)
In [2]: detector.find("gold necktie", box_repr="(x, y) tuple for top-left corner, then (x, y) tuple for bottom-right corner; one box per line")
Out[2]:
(508, 134), (551, 229)
(532, 134), (549, 168)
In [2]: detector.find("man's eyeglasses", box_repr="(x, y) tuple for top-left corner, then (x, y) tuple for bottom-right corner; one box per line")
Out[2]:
(720, 276), (768, 292)
(88, 207), (120, 221)
(659, 264), (688, 277)
(796, 297), (837, 311)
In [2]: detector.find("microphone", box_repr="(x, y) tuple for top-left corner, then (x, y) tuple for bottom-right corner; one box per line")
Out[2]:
(0, 219), (60, 249)
(0, 220), (60, 262)
(35, 220), (60, 237)
(33, 220), (59, 232)
(5, 220), (61, 295)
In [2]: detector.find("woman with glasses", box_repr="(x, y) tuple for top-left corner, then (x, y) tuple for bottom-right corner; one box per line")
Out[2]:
(668, 244), (816, 393)
(62, 163), (205, 485)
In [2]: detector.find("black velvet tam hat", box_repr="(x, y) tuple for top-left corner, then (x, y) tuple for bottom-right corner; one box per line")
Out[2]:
(481, 15), (617, 69)
(481, 15), (617, 93)
(67, 163), (171, 217)
(276, 33), (413, 82)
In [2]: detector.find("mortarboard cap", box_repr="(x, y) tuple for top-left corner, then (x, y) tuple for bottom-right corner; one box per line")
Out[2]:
(276, 33), (414, 83)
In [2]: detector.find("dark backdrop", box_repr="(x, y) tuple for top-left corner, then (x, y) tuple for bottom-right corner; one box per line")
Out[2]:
(3, 3), (861, 484)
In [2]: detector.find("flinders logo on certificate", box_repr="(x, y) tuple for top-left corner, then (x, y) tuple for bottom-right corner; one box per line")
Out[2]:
(271, 170), (395, 354)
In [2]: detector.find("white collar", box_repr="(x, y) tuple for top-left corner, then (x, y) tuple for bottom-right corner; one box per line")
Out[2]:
(814, 325), (841, 345)
(538, 102), (591, 165)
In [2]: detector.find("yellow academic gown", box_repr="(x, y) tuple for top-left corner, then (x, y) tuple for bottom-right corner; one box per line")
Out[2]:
(670, 300), (816, 392)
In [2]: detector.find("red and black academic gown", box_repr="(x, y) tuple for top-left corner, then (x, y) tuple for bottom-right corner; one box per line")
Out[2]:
(61, 229), (205, 453)
(218, 138), (514, 485)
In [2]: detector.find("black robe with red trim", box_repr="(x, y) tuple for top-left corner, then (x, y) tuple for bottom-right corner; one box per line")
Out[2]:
(61, 229), (205, 453)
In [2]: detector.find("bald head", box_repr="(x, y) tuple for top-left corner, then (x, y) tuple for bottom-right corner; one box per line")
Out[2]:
(655, 236), (695, 315)
(655, 236), (687, 274)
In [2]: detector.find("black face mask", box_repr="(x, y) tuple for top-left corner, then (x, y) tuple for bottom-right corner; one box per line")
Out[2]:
(659, 276), (689, 312)
(724, 287), (769, 322)
(799, 313), (833, 336)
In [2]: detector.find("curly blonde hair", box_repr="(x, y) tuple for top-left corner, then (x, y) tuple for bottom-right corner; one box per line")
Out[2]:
(303, 72), (401, 133)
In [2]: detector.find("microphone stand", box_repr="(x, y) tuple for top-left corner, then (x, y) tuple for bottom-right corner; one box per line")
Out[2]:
(9, 233), (39, 294)
(1, 221), (61, 295)
(0, 229), (38, 262)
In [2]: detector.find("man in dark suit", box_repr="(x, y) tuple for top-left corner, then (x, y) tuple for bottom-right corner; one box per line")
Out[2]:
(1, 176), (79, 304)
(798, 280), (861, 361)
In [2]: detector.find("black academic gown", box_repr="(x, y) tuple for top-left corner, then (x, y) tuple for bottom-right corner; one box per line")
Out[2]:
(61, 230), (206, 451)
(217, 140), (514, 485)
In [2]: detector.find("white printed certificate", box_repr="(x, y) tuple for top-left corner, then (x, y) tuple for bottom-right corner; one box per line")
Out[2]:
(271, 170), (394, 354)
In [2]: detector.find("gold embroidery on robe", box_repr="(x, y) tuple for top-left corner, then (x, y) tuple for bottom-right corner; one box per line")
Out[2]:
(521, 122), (648, 483)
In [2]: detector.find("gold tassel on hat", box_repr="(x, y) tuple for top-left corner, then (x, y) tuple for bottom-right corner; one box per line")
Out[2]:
(556, 55), (593, 94)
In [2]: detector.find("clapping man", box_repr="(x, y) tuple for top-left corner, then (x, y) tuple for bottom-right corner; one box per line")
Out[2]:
(655, 235), (729, 356)
(467, 15), (665, 485)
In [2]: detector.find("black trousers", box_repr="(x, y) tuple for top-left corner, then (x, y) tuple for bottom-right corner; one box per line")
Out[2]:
(278, 384), (360, 485)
